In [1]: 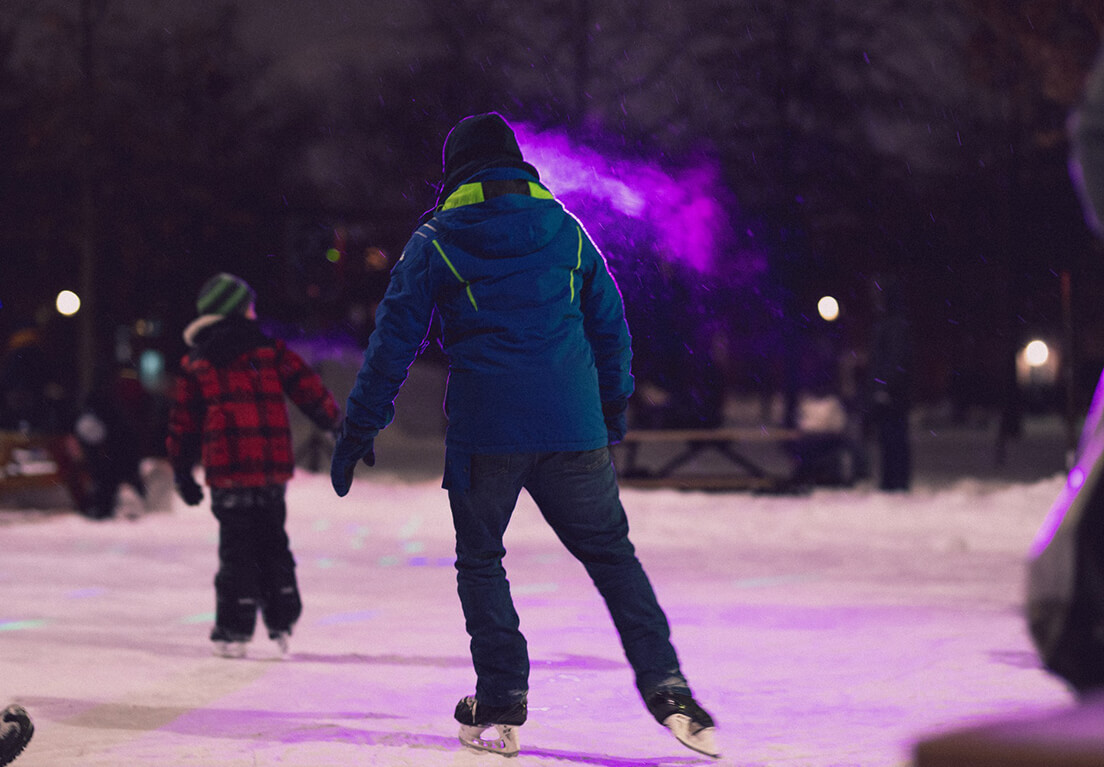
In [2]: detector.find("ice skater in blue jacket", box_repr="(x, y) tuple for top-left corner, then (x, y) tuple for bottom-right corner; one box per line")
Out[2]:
(330, 112), (717, 759)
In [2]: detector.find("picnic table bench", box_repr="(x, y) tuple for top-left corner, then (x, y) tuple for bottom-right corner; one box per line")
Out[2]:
(0, 430), (83, 507)
(613, 426), (806, 491)
(0, 431), (64, 488)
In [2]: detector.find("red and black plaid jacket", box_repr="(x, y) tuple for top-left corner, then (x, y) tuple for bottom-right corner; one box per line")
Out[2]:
(166, 316), (341, 488)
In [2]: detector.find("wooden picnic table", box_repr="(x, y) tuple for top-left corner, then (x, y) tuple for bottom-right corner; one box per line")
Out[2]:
(614, 426), (807, 492)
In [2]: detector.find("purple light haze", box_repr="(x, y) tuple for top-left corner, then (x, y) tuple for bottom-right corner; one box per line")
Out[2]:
(1029, 458), (1093, 558)
(1069, 466), (1087, 491)
(1029, 493), (1069, 559)
(513, 124), (736, 275)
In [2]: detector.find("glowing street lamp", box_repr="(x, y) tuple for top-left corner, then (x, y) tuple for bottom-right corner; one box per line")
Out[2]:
(1024, 339), (1049, 367)
(56, 290), (81, 317)
(817, 295), (840, 322)
(1017, 338), (1058, 389)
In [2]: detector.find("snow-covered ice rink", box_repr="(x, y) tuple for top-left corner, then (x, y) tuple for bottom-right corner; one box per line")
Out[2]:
(1, 417), (1081, 766)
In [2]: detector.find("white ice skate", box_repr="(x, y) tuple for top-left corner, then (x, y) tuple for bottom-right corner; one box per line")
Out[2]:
(647, 690), (720, 759)
(212, 640), (247, 659)
(454, 695), (525, 758)
(272, 631), (290, 659)
(661, 711), (720, 758)
(458, 723), (519, 757)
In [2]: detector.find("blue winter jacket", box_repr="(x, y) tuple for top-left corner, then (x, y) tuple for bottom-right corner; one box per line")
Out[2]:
(344, 167), (634, 457)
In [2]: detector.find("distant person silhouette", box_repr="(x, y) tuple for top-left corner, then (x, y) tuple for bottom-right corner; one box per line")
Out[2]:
(869, 276), (912, 491)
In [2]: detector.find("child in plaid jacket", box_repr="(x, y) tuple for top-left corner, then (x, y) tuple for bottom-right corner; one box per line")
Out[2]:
(166, 273), (341, 657)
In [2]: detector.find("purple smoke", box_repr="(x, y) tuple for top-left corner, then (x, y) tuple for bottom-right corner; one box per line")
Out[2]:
(513, 124), (749, 276)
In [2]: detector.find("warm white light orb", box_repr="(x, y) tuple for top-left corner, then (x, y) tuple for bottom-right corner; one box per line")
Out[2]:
(56, 290), (81, 316)
(817, 295), (840, 322)
(1024, 339), (1049, 368)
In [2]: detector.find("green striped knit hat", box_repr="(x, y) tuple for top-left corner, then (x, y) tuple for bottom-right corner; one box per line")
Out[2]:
(195, 273), (256, 316)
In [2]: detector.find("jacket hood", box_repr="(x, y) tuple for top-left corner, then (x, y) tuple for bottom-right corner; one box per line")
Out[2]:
(436, 168), (566, 259)
(184, 314), (273, 365)
(435, 113), (539, 211)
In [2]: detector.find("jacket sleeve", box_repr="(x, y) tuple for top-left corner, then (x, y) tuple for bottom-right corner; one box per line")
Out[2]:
(576, 222), (634, 412)
(165, 362), (203, 474)
(275, 342), (342, 430)
(344, 237), (438, 435)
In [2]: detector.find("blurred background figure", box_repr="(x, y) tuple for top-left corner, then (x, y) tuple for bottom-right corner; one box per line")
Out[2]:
(71, 364), (147, 519)
(0, 326), (62, 434)
(868, 275), (913, 492)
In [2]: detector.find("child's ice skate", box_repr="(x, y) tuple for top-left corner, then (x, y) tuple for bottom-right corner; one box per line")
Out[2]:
(212, 639), (247, 658)
(454, 695), (526, 757)
(270, 630), (291, 658)
(210, 627), (248, 659)
(645, 690), (720, 758)
(0, 703), (33, 766)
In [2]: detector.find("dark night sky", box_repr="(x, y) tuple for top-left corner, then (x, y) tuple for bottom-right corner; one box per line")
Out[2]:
(113, 0), (425, 87)
(6, 1), (428, 92)
(5, 0), (1101, 413)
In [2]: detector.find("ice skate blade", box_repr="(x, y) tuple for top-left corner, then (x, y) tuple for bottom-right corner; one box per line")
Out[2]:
(663, 713), (720, 758)
(272, 632), (290, 659)
(212, 640), (247, 659)
(458, 723), (519, 757)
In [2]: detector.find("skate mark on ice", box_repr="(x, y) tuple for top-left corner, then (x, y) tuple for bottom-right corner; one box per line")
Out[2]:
(281, 651), (623, 670)
(285, 651), (472, 667)
(269, 725), (468, 750)
(531, 653), (626, 671)
(273, 724), (710, 764)
(21, 696), (403, 739)
(522, 745), (706, 766)
(731, 572), (820, 589)
(721, 603), (950, 629)
(66, 587), (107, 598)
(314, 609), (379, 625)
(988, 649), (1044, 669)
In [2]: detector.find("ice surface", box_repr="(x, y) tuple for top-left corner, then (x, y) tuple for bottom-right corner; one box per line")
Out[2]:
(0, 432), (1078, 766)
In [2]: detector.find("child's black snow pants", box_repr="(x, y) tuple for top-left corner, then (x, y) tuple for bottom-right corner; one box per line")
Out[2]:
(209, 485), (302, 642)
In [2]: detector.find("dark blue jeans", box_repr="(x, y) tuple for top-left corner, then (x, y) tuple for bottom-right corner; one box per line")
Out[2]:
(447, 447), (688, 707)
